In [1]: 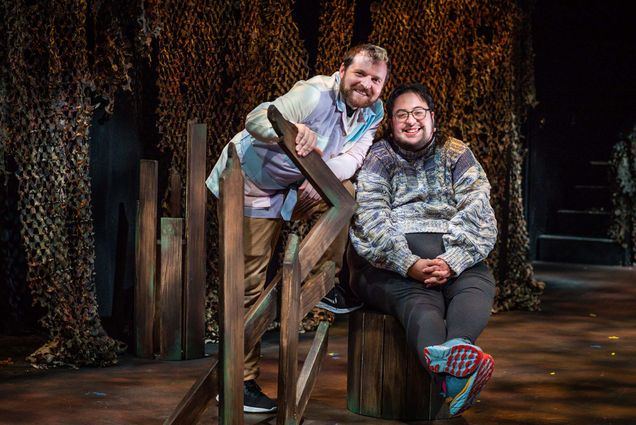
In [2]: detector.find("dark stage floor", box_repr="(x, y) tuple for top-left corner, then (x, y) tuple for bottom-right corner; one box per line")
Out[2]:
(1, 262), (635, 425)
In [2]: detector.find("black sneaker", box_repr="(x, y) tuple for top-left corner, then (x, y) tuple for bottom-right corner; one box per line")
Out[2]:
(243, 379), (277, 413)
(315, 285), (363, 314)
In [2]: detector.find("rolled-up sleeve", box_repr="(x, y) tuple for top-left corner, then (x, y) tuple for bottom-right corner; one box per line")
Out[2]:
(245, 82), (321, 142)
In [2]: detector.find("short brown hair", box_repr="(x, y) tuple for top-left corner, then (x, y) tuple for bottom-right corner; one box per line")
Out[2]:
(342, 44), (391, 76)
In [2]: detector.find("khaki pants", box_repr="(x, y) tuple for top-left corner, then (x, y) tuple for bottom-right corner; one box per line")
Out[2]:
(242, 181), (353, 381)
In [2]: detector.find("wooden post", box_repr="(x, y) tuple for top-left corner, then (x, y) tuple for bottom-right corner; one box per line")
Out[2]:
(158, 218), (183, 361)
(218, 143), (245, 424)
(277, 234), (301, 425)
(135, 160), (158, 358)
(184, 121), (207, 360)
(167, 169), (182, 218)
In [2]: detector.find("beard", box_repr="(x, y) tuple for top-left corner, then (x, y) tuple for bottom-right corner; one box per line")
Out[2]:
(340, 81), (375, 109)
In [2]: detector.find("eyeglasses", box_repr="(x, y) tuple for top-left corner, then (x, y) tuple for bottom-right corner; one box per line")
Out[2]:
(393, 108), (430, 122)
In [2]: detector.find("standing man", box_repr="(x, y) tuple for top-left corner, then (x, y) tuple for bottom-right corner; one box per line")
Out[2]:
(206, 44), (390, 413)
(348, 83), (498, 416)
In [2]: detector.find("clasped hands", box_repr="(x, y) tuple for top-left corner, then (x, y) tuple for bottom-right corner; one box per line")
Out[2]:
(407, 258), (452, 287)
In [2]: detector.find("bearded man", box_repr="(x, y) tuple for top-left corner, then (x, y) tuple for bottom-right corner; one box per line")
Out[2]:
(206, 44), (390, 413)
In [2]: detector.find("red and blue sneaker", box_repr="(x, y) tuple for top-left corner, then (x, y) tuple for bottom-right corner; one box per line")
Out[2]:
(447, 353), (495, 416)
(423, 339), (484, 377)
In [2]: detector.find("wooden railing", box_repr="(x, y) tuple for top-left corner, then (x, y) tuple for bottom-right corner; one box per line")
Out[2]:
(164, 105), (356, 425)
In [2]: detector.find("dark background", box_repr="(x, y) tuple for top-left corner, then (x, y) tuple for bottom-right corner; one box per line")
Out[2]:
(80, 0), (636, 325)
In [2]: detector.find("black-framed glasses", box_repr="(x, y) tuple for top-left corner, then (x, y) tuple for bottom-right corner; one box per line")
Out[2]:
(393, 108), (430, 122)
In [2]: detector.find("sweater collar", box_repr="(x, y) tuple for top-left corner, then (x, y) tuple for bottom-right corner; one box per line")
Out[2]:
(389, 135), (437, 160)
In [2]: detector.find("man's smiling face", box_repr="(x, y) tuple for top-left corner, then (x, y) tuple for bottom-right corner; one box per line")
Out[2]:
(339, 53), (388, 109)
(390, 91), (436, 151)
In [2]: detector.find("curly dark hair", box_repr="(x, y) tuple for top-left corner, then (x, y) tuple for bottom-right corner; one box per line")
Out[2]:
(381, 83), (445, 145)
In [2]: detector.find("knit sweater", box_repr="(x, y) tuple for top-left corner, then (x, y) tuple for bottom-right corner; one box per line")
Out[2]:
(349, 136), (497, 277)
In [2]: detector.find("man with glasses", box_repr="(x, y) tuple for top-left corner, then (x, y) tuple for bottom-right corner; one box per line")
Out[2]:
(348, 83), (497, 416)
(206, 44), (389, 413)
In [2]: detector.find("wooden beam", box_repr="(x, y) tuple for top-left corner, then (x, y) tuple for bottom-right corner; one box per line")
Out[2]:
(359, 312), (384, 417)
(298, 261), (335, 318)
(346, 310), (363, 413)
(167, 168), (182, 218)
(162, 359), (218, 425)
(218, 143), (245, 424)
(277, 234), (301, 425)
(267, 105), (355, 283)
(295, 320), (329, 419)
(158, 218), (184, 361)
(244, 273), (279, 354)
(184, 122), (207, 360)
(381, 314), (406, 417)
(135, 160), (158, 358)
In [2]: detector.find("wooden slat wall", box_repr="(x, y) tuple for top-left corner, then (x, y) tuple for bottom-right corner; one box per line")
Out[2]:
(135, 160), (158, 358)
(381, 316), (406, 417)
(184, 122), (207, 360)
(158, 218), (184, 361)
(359, 312), (384, 418)
(347, 310), (448, 421)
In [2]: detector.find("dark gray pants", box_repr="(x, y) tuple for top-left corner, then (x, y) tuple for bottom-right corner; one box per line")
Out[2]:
(348, 233), (496, 368)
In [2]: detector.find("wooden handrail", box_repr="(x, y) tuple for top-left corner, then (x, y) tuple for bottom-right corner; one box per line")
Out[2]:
(165, 106), (355, 424)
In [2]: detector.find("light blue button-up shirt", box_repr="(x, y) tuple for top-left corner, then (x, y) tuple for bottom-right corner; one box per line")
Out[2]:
(206, 72), (384, 219)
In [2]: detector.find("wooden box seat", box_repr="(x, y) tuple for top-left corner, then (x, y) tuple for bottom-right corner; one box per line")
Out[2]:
(347, 309), (450, 421)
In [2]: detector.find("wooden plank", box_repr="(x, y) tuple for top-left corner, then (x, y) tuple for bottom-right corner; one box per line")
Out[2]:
(277, 234), (301, 425)
(218, 143), (245, 424)
(184, 122), (207, 360)
(162, 359), (218, 425)
(167, 168), (182, 218)
(158, 218), (184, 361)
(380, 316), (406, 418)
(406, 339), (431, 420)
(244, 273), (280, 354)
(359, 311), (384, 417)
(267, 105), (356, 283)
(298, 208), (353, 284)
(298, 261), (335, 317)
(135, 159), (158, 358)
(346, 310), (363, 413)
(296, 320), (330, 419)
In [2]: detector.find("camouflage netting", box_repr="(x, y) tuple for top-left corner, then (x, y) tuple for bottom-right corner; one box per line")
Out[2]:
(314, 0), (356, 75)
(149, 0), (309, 340)
(1, 0), (543, 365)
(609, 125), (636, 265)
(0, 0), (143, 367)
(369, 0), (543, 311)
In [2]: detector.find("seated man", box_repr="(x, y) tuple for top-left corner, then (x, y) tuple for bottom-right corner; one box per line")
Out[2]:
(348, 83), (497, 416)
(206, 44), (390, 413)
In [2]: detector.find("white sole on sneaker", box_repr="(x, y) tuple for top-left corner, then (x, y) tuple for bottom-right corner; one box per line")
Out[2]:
(315, 301), (363, 314)
(244, 405), (277, 413)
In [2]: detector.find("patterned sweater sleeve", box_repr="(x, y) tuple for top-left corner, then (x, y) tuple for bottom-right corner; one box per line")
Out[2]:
(349, 149), (420, 277)
(437, 148), (498, 275)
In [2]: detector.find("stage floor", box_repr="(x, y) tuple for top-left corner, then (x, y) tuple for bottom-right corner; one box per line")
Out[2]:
(1, 262), (635, 424)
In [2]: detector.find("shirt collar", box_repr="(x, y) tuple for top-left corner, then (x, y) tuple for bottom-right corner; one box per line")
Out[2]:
(389, 134), (437, 160)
